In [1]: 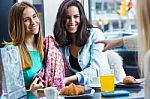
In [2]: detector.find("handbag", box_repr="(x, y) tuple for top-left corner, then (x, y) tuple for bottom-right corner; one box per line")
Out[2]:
(0, 46), (27, 99)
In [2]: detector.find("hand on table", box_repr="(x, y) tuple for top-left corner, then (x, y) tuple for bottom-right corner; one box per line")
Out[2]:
(64, 75), (78, 85)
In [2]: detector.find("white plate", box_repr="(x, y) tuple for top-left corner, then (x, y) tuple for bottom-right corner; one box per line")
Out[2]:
(91, 85), (100, 90)
(59, 89), (95, 98)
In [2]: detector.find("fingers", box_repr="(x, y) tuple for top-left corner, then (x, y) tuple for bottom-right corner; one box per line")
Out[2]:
(102, 48), (107, 52)
(32, 77), (39, 85)
(39, 82), (44, 88)
(95, 40), (109, 52)
(30, 78), (44, 91)
(94, 40), (110, 52)
(30, 83), (43, 92)
(95, 40), (105, 44)
(33, 83), (43, 89)
(63, 78), (68, 85)
(29, 77), (38, 91)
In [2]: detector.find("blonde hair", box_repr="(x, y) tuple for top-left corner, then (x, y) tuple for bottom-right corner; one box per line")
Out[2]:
(136, 0), (150, 76)
(137, 0), (150, 54)
(7, 2), (44, 69)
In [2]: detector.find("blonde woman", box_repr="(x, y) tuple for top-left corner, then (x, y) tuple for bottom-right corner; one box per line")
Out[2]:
(7, 2), (67, 98)
(136, 0), (150, 98)
(96, 0), (150, 98)
(7, 2), (44, 98)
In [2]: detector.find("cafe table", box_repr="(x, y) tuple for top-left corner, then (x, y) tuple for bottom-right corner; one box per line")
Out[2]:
(92, 78), (144, 99)
(39, 78), (144, 99)
(93, 84), (144, 99)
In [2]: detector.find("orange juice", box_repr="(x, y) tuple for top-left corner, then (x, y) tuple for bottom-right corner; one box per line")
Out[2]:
(99, 74), (114, 92)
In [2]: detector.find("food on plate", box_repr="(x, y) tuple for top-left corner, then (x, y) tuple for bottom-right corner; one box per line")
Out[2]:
(59, 83), (85, 96)
(123, 76), (139, 84)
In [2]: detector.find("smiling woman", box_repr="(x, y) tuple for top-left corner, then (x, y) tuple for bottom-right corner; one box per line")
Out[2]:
(5, 2), (44, 98)
(65, 6), (80, 34)
(53, 0), (111, 86)
(5, 1), (67, 98)
(23, 7), (40, 36)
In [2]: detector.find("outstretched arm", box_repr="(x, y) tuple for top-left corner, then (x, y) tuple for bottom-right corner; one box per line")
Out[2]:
(95, 34), (138, 52)
(95, 37), (124, 52)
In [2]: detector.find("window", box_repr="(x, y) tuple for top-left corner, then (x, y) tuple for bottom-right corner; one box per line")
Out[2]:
(88, 0), (137, 31)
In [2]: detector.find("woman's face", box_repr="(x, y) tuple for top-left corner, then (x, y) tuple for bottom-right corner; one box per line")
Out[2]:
(23, 7), (40, 35)
(65, 6), (80, 34)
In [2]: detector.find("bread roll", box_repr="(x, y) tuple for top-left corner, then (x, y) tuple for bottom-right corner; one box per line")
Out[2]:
(59, 83), (85, 96)
(123, 76), (138, 83)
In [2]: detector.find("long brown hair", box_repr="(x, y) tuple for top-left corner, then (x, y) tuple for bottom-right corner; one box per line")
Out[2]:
(7, 2), (44, 69)
(53, 0), (93, 47)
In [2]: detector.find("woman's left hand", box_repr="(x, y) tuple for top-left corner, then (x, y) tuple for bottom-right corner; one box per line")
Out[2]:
(29, 77), (44, 93)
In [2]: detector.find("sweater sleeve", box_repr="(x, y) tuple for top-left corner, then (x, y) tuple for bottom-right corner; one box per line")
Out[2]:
(123, 34), (138, 51)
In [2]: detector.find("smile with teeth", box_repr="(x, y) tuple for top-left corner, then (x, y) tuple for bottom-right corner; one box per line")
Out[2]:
(68, 25), (76, 29)
(30, 26), (38, 30)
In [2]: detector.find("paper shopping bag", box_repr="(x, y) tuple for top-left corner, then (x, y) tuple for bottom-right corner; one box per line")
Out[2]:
(0, 46), (27, 99)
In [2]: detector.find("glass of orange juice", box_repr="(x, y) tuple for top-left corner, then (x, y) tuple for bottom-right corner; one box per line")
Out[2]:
(99, 69), (114, 92)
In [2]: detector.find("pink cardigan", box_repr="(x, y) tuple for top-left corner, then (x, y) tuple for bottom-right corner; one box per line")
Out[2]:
(35, 36), (69, 89)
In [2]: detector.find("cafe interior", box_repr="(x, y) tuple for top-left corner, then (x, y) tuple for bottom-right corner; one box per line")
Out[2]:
(0, 0), (145, 99)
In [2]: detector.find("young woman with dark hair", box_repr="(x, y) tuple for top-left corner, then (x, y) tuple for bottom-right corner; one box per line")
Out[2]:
(54, 0), (111, 86)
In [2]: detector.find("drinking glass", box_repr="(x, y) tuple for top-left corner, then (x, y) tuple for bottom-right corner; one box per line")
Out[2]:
(99, 69), (114, 92)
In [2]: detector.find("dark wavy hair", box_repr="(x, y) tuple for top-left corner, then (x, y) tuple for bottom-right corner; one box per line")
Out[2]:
(53, 0), (93, 47)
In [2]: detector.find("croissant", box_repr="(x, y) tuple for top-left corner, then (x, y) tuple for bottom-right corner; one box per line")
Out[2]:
(59, 83), (85, 96)
(123, 76), (138, 83)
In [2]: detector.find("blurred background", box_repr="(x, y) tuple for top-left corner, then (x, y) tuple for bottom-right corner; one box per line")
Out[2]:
(0, 0), (139, 78)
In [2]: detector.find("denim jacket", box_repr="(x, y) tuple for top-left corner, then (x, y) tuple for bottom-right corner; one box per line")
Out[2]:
(61, 28), (110, 85)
